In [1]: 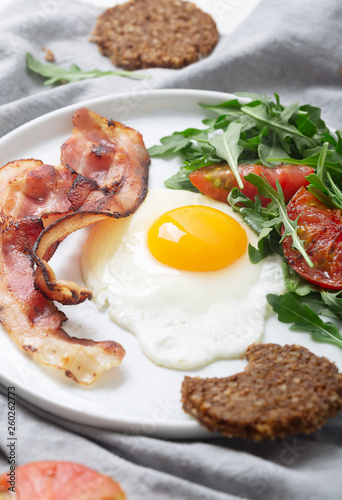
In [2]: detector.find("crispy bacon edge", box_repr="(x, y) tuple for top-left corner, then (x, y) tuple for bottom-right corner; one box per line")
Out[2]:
(34, 107), (150, 305)
(0, 197), (125, 385)
(0, 109), (150, 383)
(34, 212), (110, 304)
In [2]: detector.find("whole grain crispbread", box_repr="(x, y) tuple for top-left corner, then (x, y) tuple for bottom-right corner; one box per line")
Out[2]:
(182, 343), (342, 441)
(90, 0), (219, 70)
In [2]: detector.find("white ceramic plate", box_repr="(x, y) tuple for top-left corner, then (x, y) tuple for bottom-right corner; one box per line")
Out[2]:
(0, 89), (341, 438)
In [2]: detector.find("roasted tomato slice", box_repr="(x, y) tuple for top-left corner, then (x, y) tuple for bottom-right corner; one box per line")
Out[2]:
(0, 461), (126, 500)
(282, 187), (342, 290)
(189, 163), (314, 206)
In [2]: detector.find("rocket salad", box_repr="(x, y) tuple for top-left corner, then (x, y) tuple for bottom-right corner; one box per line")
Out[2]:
(149, 92), (342, 350)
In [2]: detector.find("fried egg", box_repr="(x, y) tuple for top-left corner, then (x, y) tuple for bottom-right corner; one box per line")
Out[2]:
(81, 189), (284, 370)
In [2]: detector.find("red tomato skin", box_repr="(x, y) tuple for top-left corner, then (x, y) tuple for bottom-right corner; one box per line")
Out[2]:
(0, 461), (126, 500)
(282, 187), (342, 290)
(189, 163), (314, 206)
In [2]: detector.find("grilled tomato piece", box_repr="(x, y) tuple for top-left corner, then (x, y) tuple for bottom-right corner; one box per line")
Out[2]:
(282, 187), (342, 290)
(189, 163), (314, 206)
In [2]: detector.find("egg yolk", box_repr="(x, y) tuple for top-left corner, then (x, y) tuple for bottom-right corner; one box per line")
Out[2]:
(147, 205), (248, 271)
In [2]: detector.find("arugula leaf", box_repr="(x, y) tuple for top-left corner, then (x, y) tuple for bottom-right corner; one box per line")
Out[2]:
(267, 292), (342, 349)
(148, 133), (191, 156)
(299, 104), (329, 135)
(294, 110), (317, 137)
(306, 142), (342, 209)
(320, 290), (342, 320)
(258, 131), (288, 167)
(244, 173), (314, 267)
(152, 92), (342, 199)
(290, 290), (342, 321)
(234, 92), (273, 106)
(316, 140), (329, 180)
(238, 206), (271, 234)
(26, 52), (149, 86)
(199, 98), (242, 115)
(228, 187), (283, 261)
(242, 101), (317, 154)
(164, 172), (199, 192)
(248, 239), (274, 263)
(163, 155), (218, 191)
(152, 92), (342, 197)
(335, 130), (342, 153)
(209, 123), (244, 188)
(281, 262), (315, 296)
(305, 173), (340, 208)
(296, 292), (330, 316)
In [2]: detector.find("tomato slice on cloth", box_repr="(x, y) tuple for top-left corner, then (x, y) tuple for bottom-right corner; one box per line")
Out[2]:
(282, 186), (342, 290)
(189, 163), (314, 206)
(0, 461), (126, 500)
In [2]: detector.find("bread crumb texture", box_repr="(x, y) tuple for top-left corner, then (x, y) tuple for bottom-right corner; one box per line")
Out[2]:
(182, 343), (342, 441)
(90, 0), (219, 70)
(44, 49), (55, 62)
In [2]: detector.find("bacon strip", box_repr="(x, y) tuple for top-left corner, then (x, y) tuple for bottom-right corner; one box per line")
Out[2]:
(0, 159), (75, 224)
(0, 214), (125, 384)
(34, 212), (108, 305)
(0, 109), (149, 383)
(35, 107), (150, 304)
(61, 107), (150, 214)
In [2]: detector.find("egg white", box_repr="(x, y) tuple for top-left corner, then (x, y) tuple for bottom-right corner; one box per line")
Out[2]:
(81, 189), (284, 370)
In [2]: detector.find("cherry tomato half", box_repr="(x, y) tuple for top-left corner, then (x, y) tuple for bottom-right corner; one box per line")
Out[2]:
(189, 163), (314, 207)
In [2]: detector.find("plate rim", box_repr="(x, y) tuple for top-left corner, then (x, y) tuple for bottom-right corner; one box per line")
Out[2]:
(0, 88), (237, 145)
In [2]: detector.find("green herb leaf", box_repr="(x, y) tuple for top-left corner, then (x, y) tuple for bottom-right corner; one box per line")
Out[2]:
(199, 98), (242, 114)
(248, 239), (274, 263)
(306, 143), (342, 209)
(299, 104), (329, 134)
(305, 173), (339, 208)
(163, 154), (219, 191)
(209, 123), (244, 188)
(148, 133), (191, 156)
(295, 110), (317, 137)
(244, 173), (314, 267)
(228, 187), (283, 260)
(164, 172), (199, 191)
(241, 101), (316, 154)
(258, 131), (288, 167)
(26, 52), (149, 86)
(234, 92), (272, 106)
(152, 93), (342, 197)
(320, 290), (342, 320)
(267, 292), (342, 348)
(281, 262), (315, 296)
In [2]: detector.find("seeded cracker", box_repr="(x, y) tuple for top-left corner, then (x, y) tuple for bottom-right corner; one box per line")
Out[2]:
(90, 0), (219, 70)
(182, 343), (342, 441)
